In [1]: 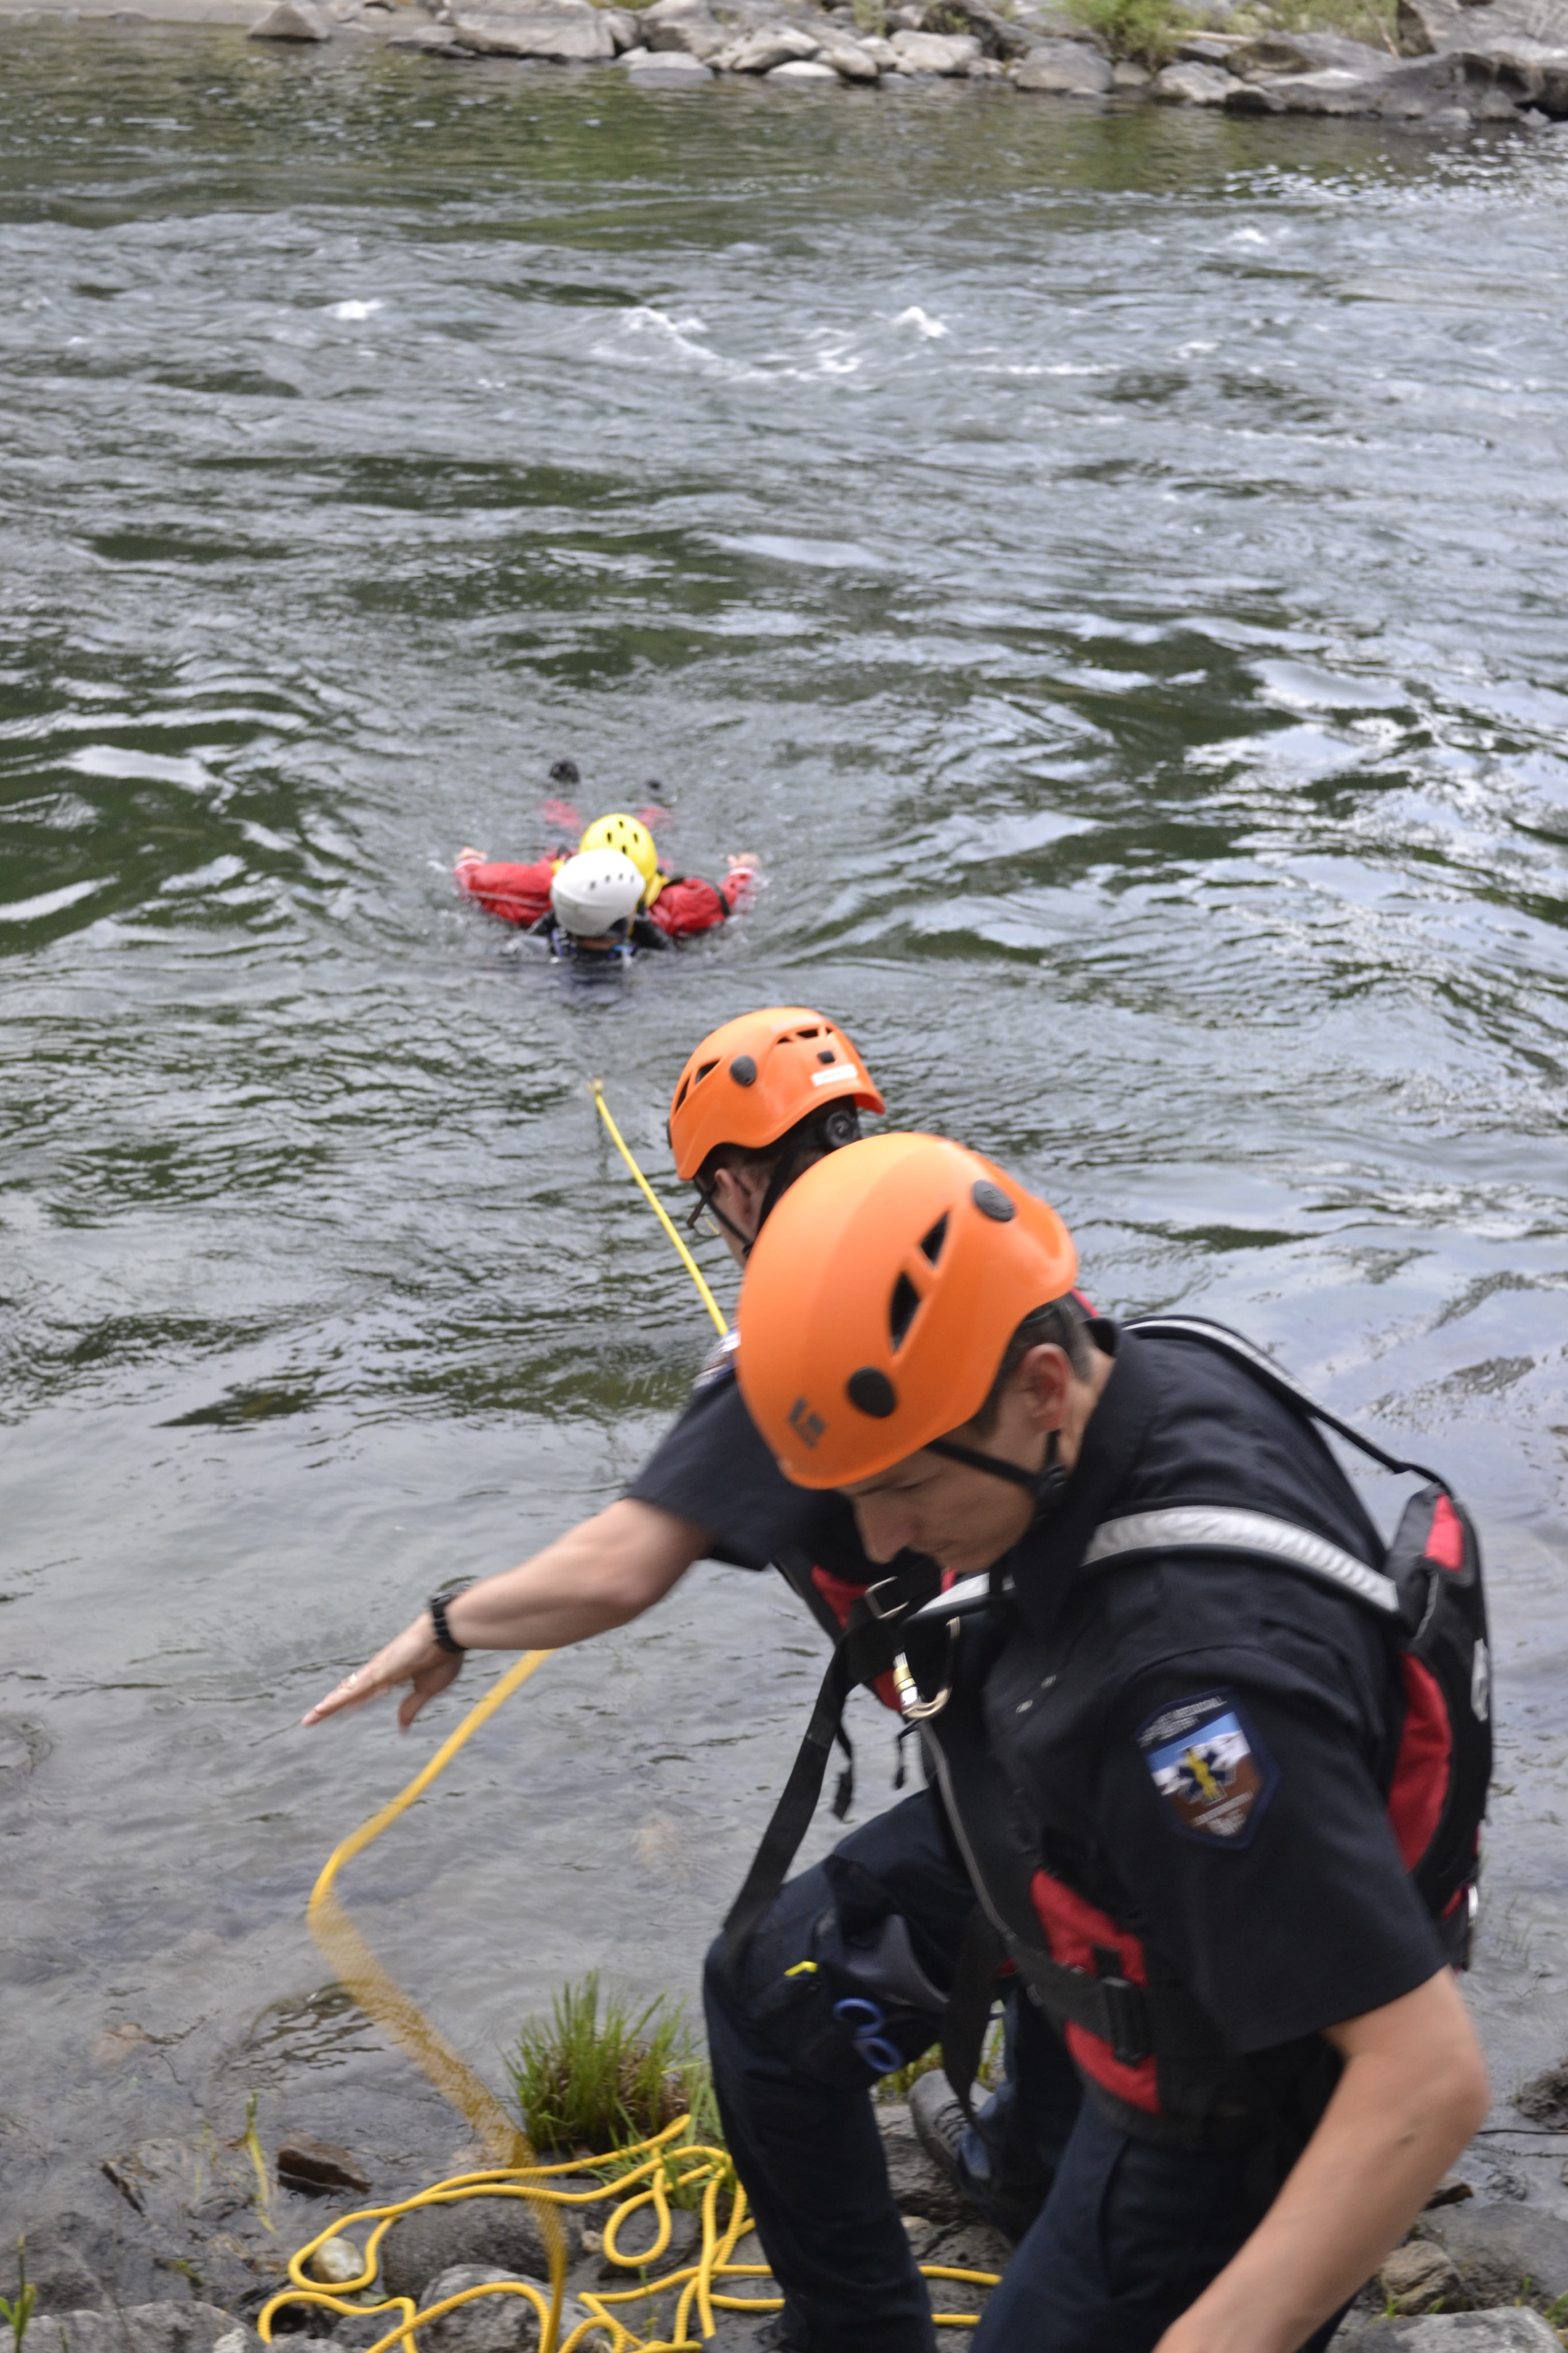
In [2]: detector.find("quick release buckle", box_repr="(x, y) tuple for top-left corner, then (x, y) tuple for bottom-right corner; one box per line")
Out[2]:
(1095, 1973), (1151, 2069)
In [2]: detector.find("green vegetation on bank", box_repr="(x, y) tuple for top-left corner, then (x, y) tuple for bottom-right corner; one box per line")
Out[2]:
(1064, 0), (1397, 64)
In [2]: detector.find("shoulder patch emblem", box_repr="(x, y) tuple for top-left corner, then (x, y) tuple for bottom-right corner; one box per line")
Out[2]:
(1137, 1693), (1276, 1849)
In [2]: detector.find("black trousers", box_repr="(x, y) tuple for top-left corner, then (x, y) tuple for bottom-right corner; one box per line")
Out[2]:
(704, 1790), (1348, 2353)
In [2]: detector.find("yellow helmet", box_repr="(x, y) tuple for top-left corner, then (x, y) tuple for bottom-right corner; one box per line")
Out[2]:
(580, 813), (658, 898)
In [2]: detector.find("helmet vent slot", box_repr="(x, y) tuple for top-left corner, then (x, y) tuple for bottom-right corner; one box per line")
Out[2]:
(694, 1059), (719, 1086)
(889, 1272), (921, 1351)
(919, 1214), (949, 1267)
(674, 1077), (690, 1110)
(793, 1025), (820, 1040)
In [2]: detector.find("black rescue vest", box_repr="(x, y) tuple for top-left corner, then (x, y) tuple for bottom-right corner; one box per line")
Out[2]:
(908, 1317), (1492, 2151)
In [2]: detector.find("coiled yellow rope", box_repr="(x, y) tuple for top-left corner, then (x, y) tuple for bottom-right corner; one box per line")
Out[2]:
(275, 1091), (998, 2351)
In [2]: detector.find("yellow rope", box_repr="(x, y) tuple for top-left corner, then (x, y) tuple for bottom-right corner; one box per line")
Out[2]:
(591, 1082), (728, 1338)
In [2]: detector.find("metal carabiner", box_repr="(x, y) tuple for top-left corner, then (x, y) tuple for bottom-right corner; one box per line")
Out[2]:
(891, 1620), (959, 1723)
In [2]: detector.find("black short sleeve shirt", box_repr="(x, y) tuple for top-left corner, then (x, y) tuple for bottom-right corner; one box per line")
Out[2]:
(984, 1330), (1446, 2057)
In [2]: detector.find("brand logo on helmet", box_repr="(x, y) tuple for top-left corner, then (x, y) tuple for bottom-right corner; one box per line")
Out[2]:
(787, 1396), (827, 1449)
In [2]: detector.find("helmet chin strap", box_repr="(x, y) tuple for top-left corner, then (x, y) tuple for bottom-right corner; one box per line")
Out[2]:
(926, 1428), (1066, 1518)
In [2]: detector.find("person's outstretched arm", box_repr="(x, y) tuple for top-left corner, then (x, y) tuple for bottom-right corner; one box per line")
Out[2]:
(302, 1498), (708, 1731)
(1155, 1968), (1489, 2353)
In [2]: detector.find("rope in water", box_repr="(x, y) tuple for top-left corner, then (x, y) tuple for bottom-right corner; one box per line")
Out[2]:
(278, 1089), (998, 2350)
(590, 1080), (728, 1338)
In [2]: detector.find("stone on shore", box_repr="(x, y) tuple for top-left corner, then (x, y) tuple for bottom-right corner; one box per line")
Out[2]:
(721, 24), (819, 68)
(919, 0), (1030, 55)
(384, 19), (460, 45)
(277, 2135), (371, 2196)
(1413, 2199), (1568, 2308)
(1225, 28), (1397, 76)
(1014, 36), (1114, 90)
(449, 0), (615, 56)
(1150, 56), (1235, 98)
(875, 2101), (971, 2227)
(887, 26), (978, 70)
(640, 0), (727, 56)
(1377, 2239), (1463, 2316)
(416, 2267), (545, 2353)
(1398, 0), (1568, 52)
(25, 2309), (253, 2353)
(378, 2195), (574, 2302)
(1330, 2313), (1564, 2351)
(249, 1), (331, 38)
(817, 33), (880, 75)
(766, 54), (839, 75)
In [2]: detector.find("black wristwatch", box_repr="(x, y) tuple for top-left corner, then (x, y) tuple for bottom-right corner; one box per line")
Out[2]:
(428, 1593), (466, 1655)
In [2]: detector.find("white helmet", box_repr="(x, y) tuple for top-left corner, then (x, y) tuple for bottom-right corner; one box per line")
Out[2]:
(550, 847), (644, 939)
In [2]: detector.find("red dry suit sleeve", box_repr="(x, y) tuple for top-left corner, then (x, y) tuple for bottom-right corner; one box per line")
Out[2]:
(722, 863), (760, 912)
(454, 855), (557, 927)
(646, 875), (729, 939)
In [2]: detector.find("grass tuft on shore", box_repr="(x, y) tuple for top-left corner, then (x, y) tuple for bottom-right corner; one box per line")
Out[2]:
(508, 1973), (723, 2163)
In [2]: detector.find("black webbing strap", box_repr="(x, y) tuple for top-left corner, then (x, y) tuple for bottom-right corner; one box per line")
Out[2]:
(1010, 1945), (1152, 2067)
(940, 1905), (1009, 2135)
(1125, 1316), (1448, 1490)
(721, 1561), (945, 1966)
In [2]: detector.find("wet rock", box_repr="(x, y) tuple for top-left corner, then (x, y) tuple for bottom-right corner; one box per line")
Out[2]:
(1426, 2174), (1476, 2210)
(377, 2197), (574, 2302)
(766, 53), (840, 75)
(1111, 56), (1150, 80)
(417, 2266), (544, 2353)
(1226, 63), (1391, 109)
(1225, 28), (1396, 75)
(640, 0), (727, 53)
(384, 20), (461, 44)
(625, 45), (714, 74)
(448, 0), (615, 55)
(875, 2104), (969, 2227)
(1150, 56), (1235, 97)
(1414, 2201), (1568, 2309)
(887, 25), (977, 67)
(248, 0), (333, 36)
(721, 24), (820, 66)
(1331, 2315), (1564, 2351)
(817, 33), (880, 74)
(277, 2139), (371, 2197)
(25, 2309), (250, 2353)
(1013, 36), (1113, 88)
(1379, 2240), (1464, 2316)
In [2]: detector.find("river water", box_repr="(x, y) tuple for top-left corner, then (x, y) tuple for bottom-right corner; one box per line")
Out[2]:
(3, 25), (1568, 2286)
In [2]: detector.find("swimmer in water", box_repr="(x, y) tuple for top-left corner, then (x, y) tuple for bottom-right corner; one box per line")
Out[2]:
(455, 794), (759, 958)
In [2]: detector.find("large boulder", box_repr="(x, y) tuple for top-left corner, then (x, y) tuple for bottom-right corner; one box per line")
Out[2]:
(721, 24), (820, 67)
(1014, 36), (1114, 87)
(415, 2267), (544, 2353)
(1226, 49), (1525, 109)
(640, 0), (728, 55)
(1150, 56), (1235, 97)
(766, 56), (842, 77)
(1225, 28), (1398, 73)
(1331, 2312), (1564, 2351)
(1399, 0), (1568, 50)
(449, 0), (616, 54)
(624, 46), (715, 75)
(887, 25), (979, 68)
(1415, 2201), (1568, 2309)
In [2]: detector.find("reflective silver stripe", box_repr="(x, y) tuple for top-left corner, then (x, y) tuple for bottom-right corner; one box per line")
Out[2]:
(1083, 1506), (1398, 1614)
(909, 1571), (991, 1626)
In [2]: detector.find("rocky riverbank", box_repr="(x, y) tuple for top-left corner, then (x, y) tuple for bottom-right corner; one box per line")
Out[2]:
(4, 0), (1568, 131)
(16, 2081), (1568, 2353)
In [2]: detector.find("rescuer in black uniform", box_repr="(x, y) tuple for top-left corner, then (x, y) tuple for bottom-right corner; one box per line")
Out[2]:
(300, 1011), (1065, 2274)
(727, 1130), (1492, 2353)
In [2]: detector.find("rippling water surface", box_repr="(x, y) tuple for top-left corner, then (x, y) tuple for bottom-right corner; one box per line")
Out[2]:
(3, 29), (1568, 2254)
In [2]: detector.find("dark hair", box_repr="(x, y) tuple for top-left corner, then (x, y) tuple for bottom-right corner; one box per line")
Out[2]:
(969, 1297), (1092, 1434)
(695, 1104), (861, 1199)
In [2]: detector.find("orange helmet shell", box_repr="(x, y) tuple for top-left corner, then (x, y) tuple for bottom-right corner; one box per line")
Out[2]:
(735, 1132), (1079, 1488)
(667, 1008), (885, 1182)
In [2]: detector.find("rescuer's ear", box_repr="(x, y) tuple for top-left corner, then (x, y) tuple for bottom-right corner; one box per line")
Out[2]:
(710, 1160), (773, 1242)
(1009, 1342), (1075, 1434)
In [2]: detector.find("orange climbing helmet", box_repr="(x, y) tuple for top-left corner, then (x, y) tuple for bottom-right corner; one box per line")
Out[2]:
(735, 1132), (1079, 1488)
(667, 1008), (885, 1183)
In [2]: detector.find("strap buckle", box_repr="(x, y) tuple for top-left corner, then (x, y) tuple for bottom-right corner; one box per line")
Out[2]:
(863, 1576), (912, 1622)
(1095, 1973), (1150, 2068)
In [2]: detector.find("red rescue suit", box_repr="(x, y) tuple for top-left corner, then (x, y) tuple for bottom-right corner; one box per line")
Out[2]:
(454, 853), (753, 939)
